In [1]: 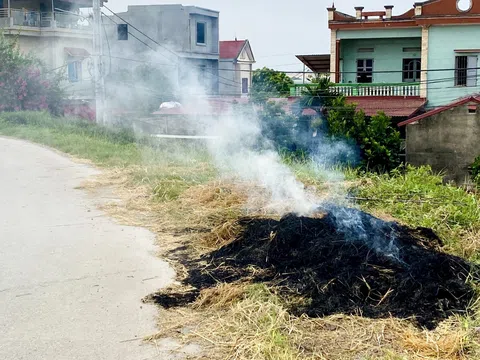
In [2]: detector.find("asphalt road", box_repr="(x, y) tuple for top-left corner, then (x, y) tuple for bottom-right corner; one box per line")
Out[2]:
(0, 138), (178, 359)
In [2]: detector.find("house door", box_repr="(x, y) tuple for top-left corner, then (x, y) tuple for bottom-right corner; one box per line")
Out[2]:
(356, 59), (373, 83)
(242, 78), (249, 94)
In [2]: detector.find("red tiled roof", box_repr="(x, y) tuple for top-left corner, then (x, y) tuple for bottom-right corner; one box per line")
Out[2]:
(220, 40), (246, 59)
(398, 94), (480, 126)
(346, 97), (426, 117)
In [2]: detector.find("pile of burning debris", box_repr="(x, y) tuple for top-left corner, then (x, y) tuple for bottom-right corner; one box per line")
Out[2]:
(152, 206), (478, 329)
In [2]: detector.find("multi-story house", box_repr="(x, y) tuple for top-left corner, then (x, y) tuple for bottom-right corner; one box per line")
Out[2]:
(0, 0), (95, 101)
(294, 0), (480, 117)
(106, 4), (220, 95)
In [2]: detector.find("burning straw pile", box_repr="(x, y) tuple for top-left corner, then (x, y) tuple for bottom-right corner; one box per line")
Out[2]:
(152, 206), (478, 330)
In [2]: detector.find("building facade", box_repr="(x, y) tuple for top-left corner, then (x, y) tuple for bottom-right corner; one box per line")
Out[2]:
(219, 39), (255, 96)
(0, 0), (95, 100)
(106, 4), (220, 95)
(324, 0), (480, 109)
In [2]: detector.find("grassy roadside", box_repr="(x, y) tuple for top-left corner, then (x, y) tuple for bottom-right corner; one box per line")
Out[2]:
(2, 112), (480, 359)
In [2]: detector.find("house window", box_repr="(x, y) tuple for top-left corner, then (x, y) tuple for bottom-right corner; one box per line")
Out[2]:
(242, 78), (249, 94)
(196, 22), (206, 45)
(403, 58), (421, 82)
(357, 59), (373, 83)
(67, 59), (82, 82)
(455, 55), (477, 87)
(403, 47), (422, 53)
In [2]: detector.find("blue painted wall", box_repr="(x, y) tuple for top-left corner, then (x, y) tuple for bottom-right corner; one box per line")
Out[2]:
(427, 25), (480, 107)
(340, 38), (422, 84)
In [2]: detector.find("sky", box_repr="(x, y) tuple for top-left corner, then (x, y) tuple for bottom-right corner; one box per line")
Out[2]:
(108, 1), (414, 71)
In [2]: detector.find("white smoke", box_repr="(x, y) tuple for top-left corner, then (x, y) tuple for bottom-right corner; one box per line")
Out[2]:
(101, 20), (401, 259)
(198, 102), (317, 215)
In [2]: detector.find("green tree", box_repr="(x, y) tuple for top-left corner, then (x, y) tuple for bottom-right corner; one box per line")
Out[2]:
(251, 67), (294, 103)
(296, 75), (335, 133)
(299, 75), (335, 115)
(0, 35), (64, 114)
(326, 96), (401, 171)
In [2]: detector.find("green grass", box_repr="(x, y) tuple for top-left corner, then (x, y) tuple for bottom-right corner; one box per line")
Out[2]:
(351, 166), (480, 260)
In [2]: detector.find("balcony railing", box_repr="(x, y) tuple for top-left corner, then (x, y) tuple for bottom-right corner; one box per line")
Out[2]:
(290, 82), (421, 97)
(0, 9), (91, 31)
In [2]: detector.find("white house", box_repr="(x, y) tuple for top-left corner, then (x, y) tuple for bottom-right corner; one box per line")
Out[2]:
(0, 0), (97, 101)
(219, 39), (255, 96)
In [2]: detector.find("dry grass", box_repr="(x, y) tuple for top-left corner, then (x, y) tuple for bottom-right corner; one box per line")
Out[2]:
(399, 318), (472, 359)
(458, 230), (480, 260)
(148, 282), (479, 360)
(193, 283), (249, 310)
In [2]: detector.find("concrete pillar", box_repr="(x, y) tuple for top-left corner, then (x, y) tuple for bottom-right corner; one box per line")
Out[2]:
(420, 26), (429, 98)
(414, 3), (422, 16)
(330, 29), (337, 82)
(327, 6), (335, 21)
(385, 5), (394, 19)
(355, 7), (364, 20)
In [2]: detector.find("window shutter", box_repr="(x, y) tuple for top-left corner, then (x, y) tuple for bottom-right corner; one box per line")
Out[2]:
(67, 62), (76, 82)
(467, 56), (477, 87)
(117, 24), (128, 41)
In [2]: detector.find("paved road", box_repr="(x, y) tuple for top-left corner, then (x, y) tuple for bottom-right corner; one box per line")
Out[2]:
(0, 138), (176, 359)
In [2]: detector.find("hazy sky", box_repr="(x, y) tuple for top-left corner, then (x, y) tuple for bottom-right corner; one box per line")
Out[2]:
(108, 1), (414, 71)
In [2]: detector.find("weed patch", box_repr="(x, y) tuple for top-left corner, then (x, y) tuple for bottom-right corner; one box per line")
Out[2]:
(351, 166), (480, 261)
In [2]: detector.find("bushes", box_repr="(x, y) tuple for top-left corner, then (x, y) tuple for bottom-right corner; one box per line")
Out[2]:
(471, 156), (480, 186)
(326, 96), (401, 171)
(0, 35), (64, 114)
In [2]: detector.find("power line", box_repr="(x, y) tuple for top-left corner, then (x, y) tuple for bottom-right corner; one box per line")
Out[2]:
(102, 5), (179, 59)
(89, 48), (480, 86)
(102, 54), (176, 67)
(101, 13), (158, 54)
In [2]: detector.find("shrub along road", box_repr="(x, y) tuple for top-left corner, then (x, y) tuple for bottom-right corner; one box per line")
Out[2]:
(0, 137), (177, 359)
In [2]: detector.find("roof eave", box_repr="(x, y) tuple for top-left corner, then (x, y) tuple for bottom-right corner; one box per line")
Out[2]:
(398, 96), (480, 126)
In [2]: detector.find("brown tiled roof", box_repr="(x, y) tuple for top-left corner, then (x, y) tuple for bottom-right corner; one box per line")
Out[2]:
(346, 97), (426, 117)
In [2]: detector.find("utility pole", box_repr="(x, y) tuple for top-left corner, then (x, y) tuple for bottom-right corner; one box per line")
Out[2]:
(92, 0), (106, 125)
